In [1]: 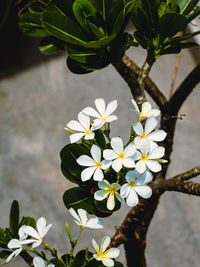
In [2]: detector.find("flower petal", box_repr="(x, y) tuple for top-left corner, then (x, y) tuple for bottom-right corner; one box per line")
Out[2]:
(146, 160), (161, 172)
(115, 192), (125, 203)
(67, 120), (84, 132)
(6, 248), (22, 263)
(7, 239), (21, 249)
(102, 258), (114, 267)
(142, 102), (152, 115)
(101, 159), (112, 170)
(148, 130), (167, 142)
(84, 131), (95, 140)
(125, 170), (137, 183)
(148, 146), (165, 159)
(86, 218), (103, 229)
(92, 238), (99, 252)
(105, 100), (117, 116)
(32, 239), (42, 248)
(93, 168), (104, 181)
(133, 122), (143, 135)
(131, 99), (139, 112)
(91, 144), (101, 162)
(149, 109), (160, 117)
(77, 155), (95, 167)
(77, 209), (88, 225)
(68, 208), (81, 224)
(94, 190), (109, 201)
(107, 193), (115, 210)
(92, 119), (104, 129)
(95, 98), (106, 116)
(81, 167), (96, 182)
(112, 158), (122, 172)
(136, 171), (153, 185)
(37, 217), (47, 237)
(104, 248), (120, 258)
(106, 115), (118, 123)
(126, 189), (139, 207)
(33, 256), (45, 267)
(124, 143), (136, 157)
(111, 137), (123, 153)
(82, 107), (100, 118)
(70, 133), (85, 143)
(122, 158), (135, 168)
(139, 139), (150, 154)
(145, 116), (158, 135)
(120, 183), (130, 198)
(103, 149), (117, 160)
(101, 236), (110, 253)
(23, 226), (40, 239)
(78, 112), (90, 129)
(135, 160), (146, 173)
(134, 185), (152, 199)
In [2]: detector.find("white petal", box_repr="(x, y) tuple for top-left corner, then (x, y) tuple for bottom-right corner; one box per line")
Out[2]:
(140, 139), (150, 154)
(101, 236), (110, 253)
(106, 115), (118, 123)
(146, 160), (161, 172)
(84, 131), (95, 140)
(125, 170), (137, 183)
(112, 158), (122, 172)
(111, 137), (123, 153)
(120, 183), (130, 198)
(93, 168), (104, 181)
(67, 120), (84, 131)
(131, 99), (139, 112)
(91, 144), (101, 162)
(148, 130), (167, 142)
(115, 192), (125, 203)
(95, 98), (106, 116)
(134, 185), (152, 199)
(92, 119), (104, 129)
(98, 180), (111, 190)
(86, 218), (103, 229)
(135, 160), (146, 174)
(23, 226), (40, 239)
(124, 143), (136, 157)
(6, 248), (22, 262)
(18, 225), (28, 240)
(107, 193), (115, 210)
(78, 112), (90, 129)
(33, 256), (45, 267)
(82, 107), (100, 118)
(102, 258), (114, 267)
(136, 171), (153, 185)
(145, 116), (158, 135)
(81, 167), (96, 182)
(149, 109), (160, 117)
(104, 248), (120, 258)
(134, 136), (141, 147)
(92, 238), (99, 252)
(68, 208), (81, 224)
(32, 240), (42, 248)
(77, 209), (88, 225)
(122, 158), (135, 168)
(101, 160), (112, 170)
(133, 122), (143, 135)
(94, 190), (109, 201)
(149, 146), (165, 159)
(142, 102), (152, 115)
(103, 149), (117, 160)
(77, 155), (95, 167)
(126, 189), (139, 207)
(7, 239), (21, 249)
(105, 100), (117, 116)
(37, 217), (47, 237)
(70, 133), (85, 143)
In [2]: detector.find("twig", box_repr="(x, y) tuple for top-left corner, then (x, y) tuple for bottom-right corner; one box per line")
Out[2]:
(169, 51), (182, 99)
(17, 0), (47, 16)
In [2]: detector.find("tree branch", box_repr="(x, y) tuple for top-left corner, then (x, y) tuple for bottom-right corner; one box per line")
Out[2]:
(20, 251), (33, 267)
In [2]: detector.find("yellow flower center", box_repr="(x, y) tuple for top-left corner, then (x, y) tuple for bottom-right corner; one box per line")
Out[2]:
(138, 113), (144, 122)
(85, 129), (91, 135)
(141, 132), (147, 139)
(129, 181), (136, 187)
(101, 116), (107, 121)
(95, 161), (102, 168)
(140, 153), (148, 161)
(118, 153), (125, 159)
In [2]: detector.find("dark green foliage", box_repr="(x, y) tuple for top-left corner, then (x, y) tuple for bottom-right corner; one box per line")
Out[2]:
(9, 200), (19, 237)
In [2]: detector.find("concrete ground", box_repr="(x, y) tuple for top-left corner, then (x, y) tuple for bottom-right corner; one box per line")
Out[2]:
(0, 34), (200, 267)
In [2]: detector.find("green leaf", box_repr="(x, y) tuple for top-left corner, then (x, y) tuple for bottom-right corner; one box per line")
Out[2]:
(87, 20), (105, 39)
(134, 30), (148, 48)
(67, 57), (93, 74)
(109, 0), (124, 34)
(186, 6), (200, 22)
(158, 13), (188, 38)
(0, 228), (9, 248)
(9, 200), (19, 237)
(73, 0), (96, 32)
(39, 37), (60, 55)
(178, 0), (199, 14)
(84, 35), (115, 48)
(52, 0), (74, 18)
(0, 250), (10, 260)
(65, 45), (97, 64)
(19, 217), (36, 228)
(111, 32), (130, 62)
(169, 30), (200, 45)
(19, 13), (49, 37)
(72, 250), (98, 267)
(94, 129), (106, 149)
(42, 2), (88, 45)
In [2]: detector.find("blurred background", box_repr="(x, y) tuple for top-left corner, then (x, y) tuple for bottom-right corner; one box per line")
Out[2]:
(1, 1), (200, 266)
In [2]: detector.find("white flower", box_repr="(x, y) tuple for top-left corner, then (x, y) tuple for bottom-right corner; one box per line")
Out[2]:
(94, 180), (124, 210)
(65, 112), (95, 143)
(103, 137), (136, 172)
(92, 236), (120, 267)
(131, 99), (160, 121)
(83, 98), (118, 128)
(68, 208), (103, 229)
(33, 256), (55, 267)
(6, 226), (35, 262)
(133, 116), (167, 147)
(77, 144), (111, 182)
(135, 140), (165, 173)
(23, 217), (52, 248)
(120, 170), (153, 207)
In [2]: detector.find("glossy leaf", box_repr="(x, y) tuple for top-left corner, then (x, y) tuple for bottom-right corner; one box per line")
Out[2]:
(19, 217), (36, 228)
(39, 37), (60, 55)
(52, 0), (74, 18)
(9, 200), (19, 237)
(84, 35), (115, 48)
(65, 45), (97, 64)
(67, 57), (93, 74)
(94, 129), (106, 149)
(178, 0), (199, 14)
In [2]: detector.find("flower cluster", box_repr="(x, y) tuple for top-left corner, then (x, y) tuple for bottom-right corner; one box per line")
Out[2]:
(65, 98), (167, 210)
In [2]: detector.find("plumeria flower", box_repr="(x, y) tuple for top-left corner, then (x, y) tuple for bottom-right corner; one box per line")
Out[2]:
(92, 236), (120, 267)
(135, 140), (165, 173)
(131, 99), (160, 121)
(94, 180), (124, 210)
(77, 144), (111, 182)
(68, 208), (103, 229)
(65, 112), (95, 143)
(23, 217), (52, 248)
(33, 256), (55, 267)
(83, 98), (118, 128)
(103, 137), (136, 172)
(6, 226), (35, 262)
(120, 170), (153, 207)
(133, 116), (167, 147)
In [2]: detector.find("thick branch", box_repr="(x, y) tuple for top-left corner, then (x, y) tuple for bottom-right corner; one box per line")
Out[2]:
(168, 166), (200, 181)
(20, 251), (33, 267)
(112, 55), (167, 108)
(169, 63), (200, 113)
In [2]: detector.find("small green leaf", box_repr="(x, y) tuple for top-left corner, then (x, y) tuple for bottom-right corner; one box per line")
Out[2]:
(39, 37), (60, 55)
(95, 129), (106, 149)
(178, 0), (199, 15)
(0, 250), (10, 260)
(67, 57), (93, 74)
(19, 217), (36, 228)
(9, 200), (19, 237)
(84, 35), (115, 48)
